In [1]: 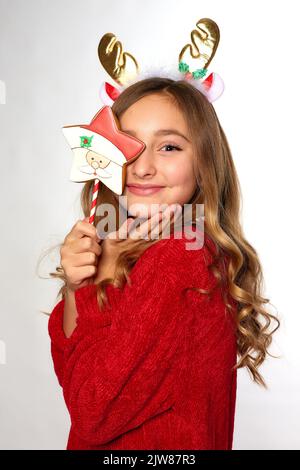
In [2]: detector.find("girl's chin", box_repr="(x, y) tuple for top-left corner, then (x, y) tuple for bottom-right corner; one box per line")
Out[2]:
(117, 194), (172, 219)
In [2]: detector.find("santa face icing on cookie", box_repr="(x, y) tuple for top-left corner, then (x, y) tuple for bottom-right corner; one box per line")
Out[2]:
(83, 150), (111, 179)
(78, 135), (113, 179)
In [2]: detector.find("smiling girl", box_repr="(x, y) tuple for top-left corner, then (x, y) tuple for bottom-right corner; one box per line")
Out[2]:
(47, 77), (280, 450)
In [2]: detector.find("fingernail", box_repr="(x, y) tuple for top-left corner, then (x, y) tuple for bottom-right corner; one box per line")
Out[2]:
(163, 205), (174, 215)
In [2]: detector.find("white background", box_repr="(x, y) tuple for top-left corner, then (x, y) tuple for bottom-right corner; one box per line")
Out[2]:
(0, 0), (299, 449)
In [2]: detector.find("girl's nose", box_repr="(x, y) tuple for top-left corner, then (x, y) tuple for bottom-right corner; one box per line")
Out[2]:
(130, 149), (156, 177)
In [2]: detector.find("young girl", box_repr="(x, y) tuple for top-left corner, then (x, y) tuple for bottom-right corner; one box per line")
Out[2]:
(47, 77), (280, 450)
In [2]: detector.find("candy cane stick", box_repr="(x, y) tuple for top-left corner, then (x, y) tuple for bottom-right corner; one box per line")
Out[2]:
(89, 178), (100, 225)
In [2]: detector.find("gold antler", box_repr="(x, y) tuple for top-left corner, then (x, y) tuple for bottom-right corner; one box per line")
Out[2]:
(98, 33), (139, 87)
(178, 18), (220, 74)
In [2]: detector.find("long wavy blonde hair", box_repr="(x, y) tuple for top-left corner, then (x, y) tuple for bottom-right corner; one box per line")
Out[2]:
(40, 76), (280, 388)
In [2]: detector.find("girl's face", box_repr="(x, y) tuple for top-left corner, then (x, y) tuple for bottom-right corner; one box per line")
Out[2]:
(116, 93), (197, 219)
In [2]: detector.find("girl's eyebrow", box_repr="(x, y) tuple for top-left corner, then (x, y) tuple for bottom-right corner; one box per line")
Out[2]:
(122, 128), (191, 143)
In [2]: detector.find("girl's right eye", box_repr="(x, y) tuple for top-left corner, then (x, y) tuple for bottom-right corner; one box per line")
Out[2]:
(160, 144), (182, 152)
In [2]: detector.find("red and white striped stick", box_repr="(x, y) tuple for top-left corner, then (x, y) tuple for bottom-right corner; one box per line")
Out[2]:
(89, 178), (100, 225)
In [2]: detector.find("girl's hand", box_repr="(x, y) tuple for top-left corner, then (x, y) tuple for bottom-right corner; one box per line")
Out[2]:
(105, 203), (182, 246)
(61, 205), (181, 292)
(60, 217), (102, 292)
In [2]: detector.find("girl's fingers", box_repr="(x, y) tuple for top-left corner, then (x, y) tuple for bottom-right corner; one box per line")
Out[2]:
(161, 204), (182, 237)
(99, 204), (182, 243)
(129, 204), (181, 240)
(65, 218), (100, 244)
(128, 211), (163, 240)
(67, 252), (99, 268)
(106, 217), (134, 241)
(117, 217), (136, 241)
(63, 237), (102, 256)
(65, 265), (98, 287)
(154, 204), (179, 239)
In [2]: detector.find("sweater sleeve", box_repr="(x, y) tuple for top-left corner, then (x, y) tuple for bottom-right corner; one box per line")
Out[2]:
(48, 299), (67, 387)
(48, 235), (214, 446)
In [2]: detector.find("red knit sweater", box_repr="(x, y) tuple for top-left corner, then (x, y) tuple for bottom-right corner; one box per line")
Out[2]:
(48, 229), (238, 450)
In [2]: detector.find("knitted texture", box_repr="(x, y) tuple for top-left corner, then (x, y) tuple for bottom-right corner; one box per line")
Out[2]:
(48, 230), (238, 450)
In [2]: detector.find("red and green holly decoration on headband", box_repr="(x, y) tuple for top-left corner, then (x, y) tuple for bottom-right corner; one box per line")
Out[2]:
(178, 61), (208, 79)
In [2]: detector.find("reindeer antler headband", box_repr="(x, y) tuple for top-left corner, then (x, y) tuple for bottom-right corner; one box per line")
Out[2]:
(98, 17), (224, 106)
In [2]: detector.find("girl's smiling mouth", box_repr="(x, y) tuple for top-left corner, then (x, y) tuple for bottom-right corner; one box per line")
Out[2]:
(126, 184), (165, 196)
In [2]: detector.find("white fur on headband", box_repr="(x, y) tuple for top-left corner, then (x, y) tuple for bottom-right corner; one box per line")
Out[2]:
(99, 61), (224, 105)
(117, 61), (216, 102)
